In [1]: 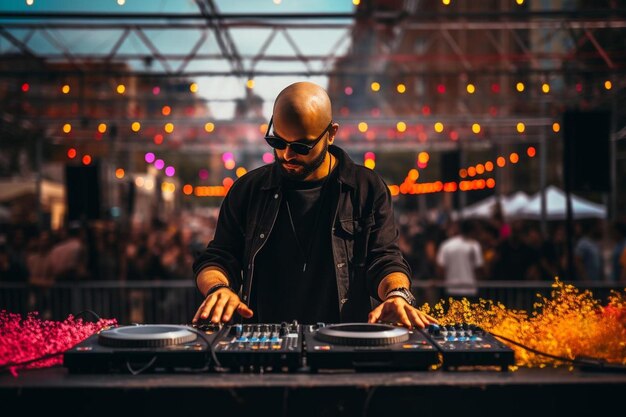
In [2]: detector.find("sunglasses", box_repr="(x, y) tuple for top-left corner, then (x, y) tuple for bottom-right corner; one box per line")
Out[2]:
(264, 116), (333, 155)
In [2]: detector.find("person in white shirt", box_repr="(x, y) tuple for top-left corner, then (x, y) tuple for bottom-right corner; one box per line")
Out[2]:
(436, 220), (484, 299)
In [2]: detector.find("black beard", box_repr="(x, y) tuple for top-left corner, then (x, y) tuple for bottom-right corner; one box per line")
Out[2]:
(275, 141), (328, 181)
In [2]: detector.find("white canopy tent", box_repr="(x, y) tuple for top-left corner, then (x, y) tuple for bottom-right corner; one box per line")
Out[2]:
(460, 191), (530, 219)
(517, 185), (607, 220)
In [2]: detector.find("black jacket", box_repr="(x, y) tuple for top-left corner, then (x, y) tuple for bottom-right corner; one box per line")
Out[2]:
(192, 145), (410, 322)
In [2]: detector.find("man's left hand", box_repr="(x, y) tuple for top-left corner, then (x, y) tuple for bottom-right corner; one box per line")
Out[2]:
(367, 297), (438, 329)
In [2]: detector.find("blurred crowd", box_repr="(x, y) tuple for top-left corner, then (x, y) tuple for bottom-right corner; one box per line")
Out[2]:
(1, 206), (625, 291)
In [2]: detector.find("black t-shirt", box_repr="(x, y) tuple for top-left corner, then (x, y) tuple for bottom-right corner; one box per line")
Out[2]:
(250, 170), (340, 324)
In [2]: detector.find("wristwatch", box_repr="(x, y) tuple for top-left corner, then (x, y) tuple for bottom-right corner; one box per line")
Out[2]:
(385, 287), (416, 307)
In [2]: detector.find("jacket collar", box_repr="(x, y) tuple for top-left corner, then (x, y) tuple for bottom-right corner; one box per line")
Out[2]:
(262, 145), (357, 191)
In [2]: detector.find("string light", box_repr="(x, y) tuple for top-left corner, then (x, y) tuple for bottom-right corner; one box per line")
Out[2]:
(162, 105), (171, 116)
(115, 168), (125, 179)
(82, 155), (92, 165)
(344, 86), (353, 95)
(183, 185), (193, 195)
(552, 122), (560, 133)
(246, 79), (255, 89)
(396, 121), (407, 132)
(21, 83), (29, 92)
(67, 148), (77, 159)
(61, 85), (70, 94)
(62, 123), (71, 134)
(510, 152), (520, 163)
(516, 122), (525, 133)
(527, 146), (537, 157)
(604, 80), (612, 90)
(189, 82), (198, 93)
(471, 123), (481, 134)
(541, 83), (550, 94)
(516, 82), (525, 92)
(205, 122), (215, 132)
(131, 122), (141, 132)
(434, 122), (444, 133)
(396, 83), (406, 93)
(164, 123), (174, 133)
(370, 82), (380, 92)
(358, 122), (368, 133)
(116, 84), (125, 94)
(97, 123), (107, 134)
(466, 83), (475, 94)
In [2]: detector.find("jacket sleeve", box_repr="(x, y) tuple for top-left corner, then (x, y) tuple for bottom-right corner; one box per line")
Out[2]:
(365, 175), (412, 300)
(192, 185), (245, 292)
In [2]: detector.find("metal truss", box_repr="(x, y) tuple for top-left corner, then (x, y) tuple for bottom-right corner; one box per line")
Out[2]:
(0, 9), (624, 77)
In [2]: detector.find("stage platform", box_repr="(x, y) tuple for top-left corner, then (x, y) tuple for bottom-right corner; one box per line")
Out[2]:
(1, 367), (624, 416)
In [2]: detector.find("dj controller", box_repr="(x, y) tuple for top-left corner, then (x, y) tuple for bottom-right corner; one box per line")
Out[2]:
(63, 322), (515, 374)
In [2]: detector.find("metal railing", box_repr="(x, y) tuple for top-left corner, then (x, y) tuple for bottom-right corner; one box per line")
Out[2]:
(1, 280), (623, 324)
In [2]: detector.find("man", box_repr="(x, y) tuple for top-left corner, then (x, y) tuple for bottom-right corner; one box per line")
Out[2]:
(436, 220), (484, 299)
(192, 81), (436, 328)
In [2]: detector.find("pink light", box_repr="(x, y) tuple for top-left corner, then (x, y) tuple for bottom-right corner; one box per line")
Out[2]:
(152, 86), (160, 95)
(364, 152), (376, 161)
(262, 152), (274, 164)
(344, 86), (353, 95)
(417, 161), (427, 169)
(154, 159), (165, 170)
(165, 166), (175, 177)
(576, 83), (583, 93)
(145, 152), (155, 163)
(437, 84), (445, 94)
(199, 169), (209, 180)
(222, 152), (234, 163)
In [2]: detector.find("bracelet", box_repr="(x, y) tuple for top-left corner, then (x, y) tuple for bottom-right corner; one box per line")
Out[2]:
(384, 287), (416, 306)
(205, 283), (232, 298)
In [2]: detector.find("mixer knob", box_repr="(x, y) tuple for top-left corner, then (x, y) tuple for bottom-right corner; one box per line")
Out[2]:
(229, 324), (243, 337)
(279, 326), (288, 336)
(428, 324), (440, 335)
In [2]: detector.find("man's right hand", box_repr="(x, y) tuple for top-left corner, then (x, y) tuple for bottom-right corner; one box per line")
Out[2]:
(192, 287), (254, 324)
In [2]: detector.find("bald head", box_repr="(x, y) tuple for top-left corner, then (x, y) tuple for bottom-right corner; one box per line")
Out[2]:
(273, 82), (332, 136)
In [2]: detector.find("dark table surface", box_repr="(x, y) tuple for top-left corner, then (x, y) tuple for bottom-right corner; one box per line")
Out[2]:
(1, 366), (625, 416)
(1, 365), (625, 388)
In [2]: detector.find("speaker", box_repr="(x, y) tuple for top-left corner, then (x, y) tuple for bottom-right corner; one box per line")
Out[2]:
(563, 110), (611, 192)
(65, 163), (101, 222)
(441, 150), (460, 182)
